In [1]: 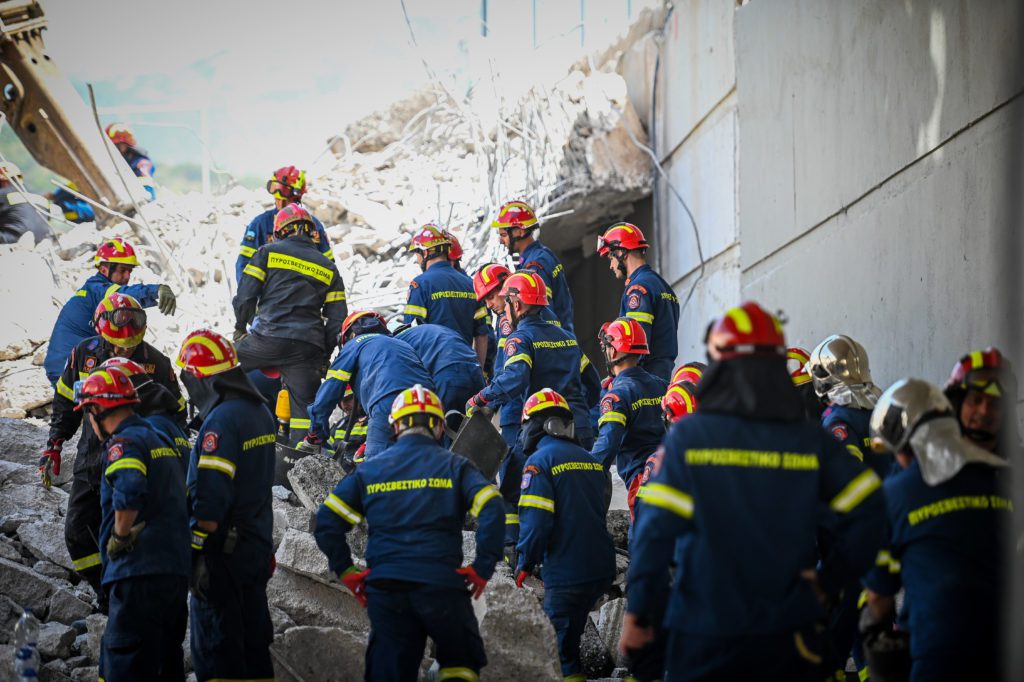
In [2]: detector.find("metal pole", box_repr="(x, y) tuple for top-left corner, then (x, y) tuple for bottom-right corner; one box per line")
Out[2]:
(481, 0), (487, 37)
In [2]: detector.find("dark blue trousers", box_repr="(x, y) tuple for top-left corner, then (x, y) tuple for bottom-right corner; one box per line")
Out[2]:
(498, 422), (524, 546)
(365, 586), (487, 682)
(100, 574), (187, 682)
(543, 579), (611, 678)
(665, 626), (823, 682)
(435, 368), (485, 419)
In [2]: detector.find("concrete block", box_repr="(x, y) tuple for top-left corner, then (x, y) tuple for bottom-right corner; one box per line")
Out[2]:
(32, 561), (70, 582)
(581, 615), (615, 679)
(0, 556), (59, 614)
(271, 626), (367, 682)
(597, 597), (627, 667)
(266, 568), (368, 633)
(48, 588), (93, 625)
(19, 521), (74, 571)
(286, 457), (344, 513)
(37, 620), (76, 659)
(478, 571), (561, 681)
(275, 529), (331, 581)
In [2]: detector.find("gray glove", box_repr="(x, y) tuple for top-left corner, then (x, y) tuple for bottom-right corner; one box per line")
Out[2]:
(232, 328), (248, 344)
(106, 522), (146, 558)
(157, 284), (177, 315)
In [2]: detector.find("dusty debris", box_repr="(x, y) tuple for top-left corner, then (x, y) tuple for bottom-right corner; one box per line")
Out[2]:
(272, 626), (368, 682)
(478, 570), (563, 681)
(286, 456), (344, 513)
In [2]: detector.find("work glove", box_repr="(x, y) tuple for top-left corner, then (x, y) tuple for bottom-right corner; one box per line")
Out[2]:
(456, 565), (488, 599)
(232, 328), (248, 344)
(106, 522), (146, 558)
(465, 393), (490, 418)
(39, 437), (65, 487)
(515, 570), (529, 588)
(340, 566), (370, 607)
(157, 284), (177, 315)
(296, 434), (322, 455)
(190, 528), (212, 601)
(601, 375), (614, 390)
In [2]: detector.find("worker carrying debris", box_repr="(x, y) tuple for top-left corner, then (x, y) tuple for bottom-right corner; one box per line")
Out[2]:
(622, 302), (885, 681)
(43, 238), (177, 386)
(76, 365), (190, 681)
(515, 388), (615, 681)
(42, 292), (184, 612)
(235, 165), (332, 283)
(862, 378), (1010, 682)
(314, 384), (504, 681)
(0, 161), (53, 244)
(492, 200), (576, 333)
(233, 204), (347, 436)
(403, 224), (490, 364)
(597, 223), (680, 382)
(306, 311), (433, 458)
(105, 123), (157, 200)
(177, 329), (277, 682)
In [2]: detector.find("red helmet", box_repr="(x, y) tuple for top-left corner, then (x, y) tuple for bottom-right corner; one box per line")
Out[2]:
(706, 302), (785, 360)
(105, 123), (136, 147)
(597, 222), (648, 257)
(491, 201), (538, 230)
(944, 347), (1014, 398)
(599, 318), (650, 355)
(408, 224), (451, 254)
(662, 382), (698, 424)
(94, 238), (140, 268)
(443, 230), (463, 261)
(176, 329), (239, 378)
(473, 263), (512, 301)
(671, 361), (706, 387)
(787, 347), (812, 386)
(94, 293), (146, 349)
(273, 204), (314, 239)
(98, 357), (147, 378)
(500, 271), (548, 307)
(522, 387), (572, 423)
(74, 366), (139, 413)
(340, 311), (388, 345)
(389, 384), (445, 434)
(267, 165), (307, 200)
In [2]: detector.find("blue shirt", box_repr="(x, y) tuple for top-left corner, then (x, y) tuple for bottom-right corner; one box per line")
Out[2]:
(44, 273), (160, 380)
(822, 404), (894, 479)
(863, 459), (1010, 679)
(628, 412), (885, 635)
(395, 323), (483, 382)
(592, 366), (668, 485)
(99, 414), (190, 585)
(620, 265), (679, 374)
(314, 434), (504, 588)
(519, 240), (574, 333)
(403, 261), (489, 346)
(516, 435), (616, 589)
(310, 334), (434, 441)
(234, 207), (331, 283)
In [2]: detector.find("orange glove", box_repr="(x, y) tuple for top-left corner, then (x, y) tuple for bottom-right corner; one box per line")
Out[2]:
(515, 570), (529, 588)
(340, 566), (370, 607)
(39, 437), (65, 483)
(456, 565), (488, 599)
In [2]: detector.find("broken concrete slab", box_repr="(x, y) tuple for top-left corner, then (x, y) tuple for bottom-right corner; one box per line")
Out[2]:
(0, 483), (69, 530)
(269, 605), (296, 636)
(478, 571), (562, 681)
(71, 665), (98, 682)
(272, 497), (314, 533)
(38, 621), (76, 659)
(581, 614), (615, 679)
(19, 521), (74, 571)
(82, 614), (107, 664)
(48, 588), (93, 625)
(265, 568), (368, 633)
(275, 529), (331, 582)
(0, 556), (60, 614)
(597, 597), (627, 667)
(286, 456), (343, 513)
(33, 560), (70, 582)
(271, 626), (368, 682)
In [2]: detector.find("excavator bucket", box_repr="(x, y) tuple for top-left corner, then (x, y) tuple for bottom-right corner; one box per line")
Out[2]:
(446, 410), (508, 480)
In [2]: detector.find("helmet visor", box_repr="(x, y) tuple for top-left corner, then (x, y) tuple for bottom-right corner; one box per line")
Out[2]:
(266, 180), (296, 199)
(101, 308), (147, 329)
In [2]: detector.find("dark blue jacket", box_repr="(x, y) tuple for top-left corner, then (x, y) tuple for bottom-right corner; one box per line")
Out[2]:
(146, 412), (190, 474)
(44, 273), (160, 380)
(99, 414), (190, 585)
(620, 265), (679, 374)
(52, 187), (95, 223)
(123, 148), (156, 200)
(309, 334), (433, 441)
(516, 435), (615, 589)
(314, 434), (504, 588)
(822, 404), (894, 479)
(186, 397), (277, 580)
(403, 261), (489, 346)
(592, 366), (667, 485)
(628, 412), (885, 635)
(479, 314), (592, 442)
(863, 459), (1010, 679)
(235, 207), (330, 283)
(395, 323), (484, 385)
(519, 240), (574, 333)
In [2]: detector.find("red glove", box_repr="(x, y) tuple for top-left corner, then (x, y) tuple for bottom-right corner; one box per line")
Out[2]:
(515, 570), (529, 588)
(465, 393), (489, 417)
(340, 566), (370, 607)
(456, 565), (488, 599)
(353, 443), (366, 464)
(39, 437), (65, 478)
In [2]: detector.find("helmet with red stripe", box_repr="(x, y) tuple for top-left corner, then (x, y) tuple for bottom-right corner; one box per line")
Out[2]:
(706, 302), (785, 360)
(94, 293), (146, 349)
(105, 123), (137, 147)
(340, 311), (388, 345)
(267, 165), (307, 201)
(787, 347), (812, 387)
(408, 224), (451, 259)
(598, 317), (650, 355)
(443, 230), (463, 262)
(491, 200), (538, 230)
(597, 222), (648, 257)
(944, 347), (1014, 399)
(522, 387), (572, 423)
(473, 263), (512, 301)
(500, 271), (548, 307)
(273, 204), (315, 239)
(662, 382), (698, 425)
(176, 329), (239, 378)
(74, 366), (139, 413)
(389, 384), (445, 434)
(94, 238), (140, 268)
(671, 361), (706, 388)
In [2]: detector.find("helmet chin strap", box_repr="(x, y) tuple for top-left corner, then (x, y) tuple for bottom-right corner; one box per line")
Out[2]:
(502, 228), (531, 257)
(602, 342), (628, 374)
(612, 249), (629, 279)
(506, 297), (522, 330)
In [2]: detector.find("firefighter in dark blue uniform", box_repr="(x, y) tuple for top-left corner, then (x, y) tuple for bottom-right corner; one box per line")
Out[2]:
(597, 223), (679, 381)
(176, 329), (277, 682)
(234, 165), (332, 283)
(621, 302), (885, 682)
(393, 321), (485, 427)
(863, 378), (1011, 682)
(491, 200), (575, 333)
(943, 346), (1019, 458)
(106, 123), (157, 200)
(329, 383), (369, 463)
(41, 293), (184, 609)
(73, 367), (189, 681)
(591, 317), (668, 520)
(314, 385), (504, 681)
(234, 204), (347, 437)
(306, 311), (434, 458)
(403, 224), (490, 363)
(44, 238), (176, 385)
(515, 389), (615, 681)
